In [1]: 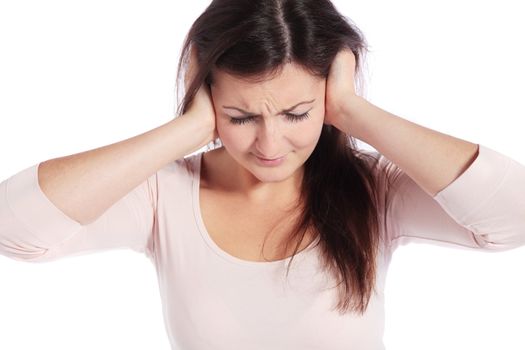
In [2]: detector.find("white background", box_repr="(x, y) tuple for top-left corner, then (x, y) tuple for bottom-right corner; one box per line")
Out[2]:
(1, 0), (524, 349)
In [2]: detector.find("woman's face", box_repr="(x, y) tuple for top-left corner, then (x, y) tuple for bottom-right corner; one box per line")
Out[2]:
(209, 62), (326, 186)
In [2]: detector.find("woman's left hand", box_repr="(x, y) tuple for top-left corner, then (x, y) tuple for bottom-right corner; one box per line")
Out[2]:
(324, 48), (358, 131)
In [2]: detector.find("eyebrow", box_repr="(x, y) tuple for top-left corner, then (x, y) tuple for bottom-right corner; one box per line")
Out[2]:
(222, 99), (315, 116)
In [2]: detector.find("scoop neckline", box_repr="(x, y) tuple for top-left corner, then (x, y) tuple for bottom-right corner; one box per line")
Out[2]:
(190, 151), (320, 267)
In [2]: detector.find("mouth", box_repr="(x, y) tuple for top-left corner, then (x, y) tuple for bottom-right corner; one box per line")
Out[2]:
(258, 156), (282, 161)
(253, 153), (287, 166)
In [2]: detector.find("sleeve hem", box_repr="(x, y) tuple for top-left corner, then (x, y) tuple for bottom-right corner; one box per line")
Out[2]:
(432, 144), (512, 223)
(6, 163), (82, 247)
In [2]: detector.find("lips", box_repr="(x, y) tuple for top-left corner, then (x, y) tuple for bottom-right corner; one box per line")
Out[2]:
(255, 154), (284, 161)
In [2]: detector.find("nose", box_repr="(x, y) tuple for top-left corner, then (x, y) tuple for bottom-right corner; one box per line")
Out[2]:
(254, 118), (282, 157)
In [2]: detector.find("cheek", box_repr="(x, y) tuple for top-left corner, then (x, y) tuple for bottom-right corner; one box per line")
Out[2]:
(292, 112), (324, 147)
(216, 122), (253, 149)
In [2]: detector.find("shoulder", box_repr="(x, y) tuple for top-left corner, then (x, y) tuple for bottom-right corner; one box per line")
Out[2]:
(147, 152), (203, 196)
(356, 148), (403, 178)
(354, 148), (407, 203)
(159, 152), (201, 177)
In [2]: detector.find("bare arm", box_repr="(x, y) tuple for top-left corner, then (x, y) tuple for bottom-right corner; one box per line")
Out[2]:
(38, 115), (210, 226)
(339, 95), (479, 197)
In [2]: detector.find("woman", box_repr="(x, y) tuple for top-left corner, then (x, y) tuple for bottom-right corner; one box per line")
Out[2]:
(1, 0), (524, 348)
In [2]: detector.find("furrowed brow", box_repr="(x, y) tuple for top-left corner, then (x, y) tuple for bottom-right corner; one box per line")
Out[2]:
(222, 99), (315, 116)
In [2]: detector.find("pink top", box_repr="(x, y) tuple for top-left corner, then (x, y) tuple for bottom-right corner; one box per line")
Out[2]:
(1, 144), (524, 349)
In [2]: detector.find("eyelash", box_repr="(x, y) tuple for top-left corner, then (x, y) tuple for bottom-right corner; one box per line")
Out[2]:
(229, 112), (311, 125)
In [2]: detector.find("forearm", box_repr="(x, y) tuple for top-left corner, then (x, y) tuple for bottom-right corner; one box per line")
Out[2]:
(341, 96), (479, 197)
(38, 115), (206, 225)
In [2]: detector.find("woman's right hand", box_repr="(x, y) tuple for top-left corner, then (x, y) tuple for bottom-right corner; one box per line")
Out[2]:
(182, 45), (219, 145)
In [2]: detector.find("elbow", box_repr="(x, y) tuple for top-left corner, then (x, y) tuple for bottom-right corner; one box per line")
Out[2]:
(474, 230), (525, 252)
(0, 244), (55, 263)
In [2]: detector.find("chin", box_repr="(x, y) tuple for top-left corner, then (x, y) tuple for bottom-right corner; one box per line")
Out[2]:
(253, 171), (290, 183)
(250, 159), (304, 183)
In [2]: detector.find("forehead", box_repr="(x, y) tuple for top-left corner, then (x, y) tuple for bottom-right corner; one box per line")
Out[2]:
(211, 62), (323, 102)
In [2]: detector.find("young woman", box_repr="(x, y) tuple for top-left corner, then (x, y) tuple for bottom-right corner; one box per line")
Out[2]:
(1, 0), (524, 348)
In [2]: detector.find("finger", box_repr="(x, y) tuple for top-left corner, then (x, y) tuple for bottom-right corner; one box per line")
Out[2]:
(338, 48), (356, 78)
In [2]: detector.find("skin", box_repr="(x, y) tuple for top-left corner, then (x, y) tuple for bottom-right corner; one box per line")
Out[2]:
(207, 62), (327, 204)
(197, 48), (357, 206)
(196, 49), (358, 257)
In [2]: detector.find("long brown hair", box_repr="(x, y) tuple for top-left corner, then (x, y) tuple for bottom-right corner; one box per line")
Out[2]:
(175, 0), (403, 315)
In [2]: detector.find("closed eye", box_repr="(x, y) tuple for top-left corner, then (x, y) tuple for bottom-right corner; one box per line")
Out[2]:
(229, 111), (311, 125)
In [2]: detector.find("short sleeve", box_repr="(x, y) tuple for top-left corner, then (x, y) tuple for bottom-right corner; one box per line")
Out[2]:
(377, 144), (525, 253)
(0, 162), (158, 263)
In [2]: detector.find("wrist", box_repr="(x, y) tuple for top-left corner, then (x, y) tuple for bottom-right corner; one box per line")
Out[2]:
(337, 95), (367, 137)
(172, 114), (212, 153)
